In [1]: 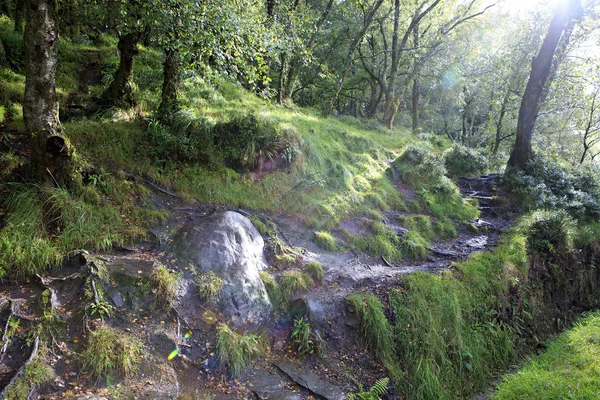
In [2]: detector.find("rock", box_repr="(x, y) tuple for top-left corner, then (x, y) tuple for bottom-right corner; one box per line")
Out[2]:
(251, 373), (303, 400)
(110, 291), (124, 308)
(276, 360), (346, 400)
(466, 236), (488, 249)
(289, 298), (326, 328)
(170, 211), (272, 327)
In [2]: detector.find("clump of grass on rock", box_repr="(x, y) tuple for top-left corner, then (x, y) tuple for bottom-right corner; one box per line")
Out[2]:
(79, 326), (144, 379)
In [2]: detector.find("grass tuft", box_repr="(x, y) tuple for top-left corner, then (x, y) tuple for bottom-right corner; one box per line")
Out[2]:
(314, 231), (337, 251)
(304, 261), (324, 282)
(197, 270), (224, 301)
(216, 325), (262, 376)
(151, 264), (178, 306)
(280, 271), (314, 299)
(79, 326), (144, 379)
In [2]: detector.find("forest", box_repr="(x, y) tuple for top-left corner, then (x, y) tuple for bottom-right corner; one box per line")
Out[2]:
(0, 0), (600, 399)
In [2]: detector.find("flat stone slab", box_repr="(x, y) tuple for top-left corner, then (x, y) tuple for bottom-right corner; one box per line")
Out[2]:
(276, 360), (346, 400)
(251, 373), (302, 400)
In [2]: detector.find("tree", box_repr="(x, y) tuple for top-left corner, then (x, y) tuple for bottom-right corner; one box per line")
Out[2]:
(23, 0), (75, 185)
(507, 0), (580, 170)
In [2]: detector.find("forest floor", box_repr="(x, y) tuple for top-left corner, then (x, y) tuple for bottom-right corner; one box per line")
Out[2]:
(0, 165), (516, 399)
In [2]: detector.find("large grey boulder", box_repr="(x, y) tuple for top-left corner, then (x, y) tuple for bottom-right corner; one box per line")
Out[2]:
(170, 211), (272, 327)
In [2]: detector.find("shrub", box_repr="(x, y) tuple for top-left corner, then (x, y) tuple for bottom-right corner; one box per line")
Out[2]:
(79, 326), (144, 379)
(518, 210), (575, 255)
(197, 270), (224, 301)
(304, 261), (324, 282)
(216, 325), (262, 376)
(504, 156), (600, 222)
(314, 231), (337, 251)
(444, 145), (488, 178)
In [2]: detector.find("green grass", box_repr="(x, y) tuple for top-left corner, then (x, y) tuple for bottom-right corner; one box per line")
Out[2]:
(0, 181), (166, 280)
(493, 311), (600, 400)
(280, 271), (314, 299)
(346, 294), (402, 383)
(314, 231), (337, 251)
(196, 270), (224, 301)
(151, 264), (178, 306)
(215, 325), (262, 376)
(304, 261), (324, 282)
(259, 271), (285, 311)
(6, 359), (55, 400)
(79, 326), (144, 379)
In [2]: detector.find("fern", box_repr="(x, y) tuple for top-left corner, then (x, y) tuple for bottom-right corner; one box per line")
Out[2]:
(348, 378), (389, 400)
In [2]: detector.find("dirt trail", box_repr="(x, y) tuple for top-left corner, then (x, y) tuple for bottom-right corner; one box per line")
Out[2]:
(0, 174), (515, 399)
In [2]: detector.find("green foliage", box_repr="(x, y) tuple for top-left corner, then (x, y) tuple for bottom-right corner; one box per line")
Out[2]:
(390, 233), (529, 399)
(397, 215), (435, 240)
(518, 210), (575, 255)
(444, 145), (489, 178)
(6, 359), (55, 400)
(434, 216), (458, 239)
(79, 326), (144, 379)
(280, 271), (313, 299)
(151, 264), (178, 306)
(0, 18), (24, 72)
(393, 146), (479, 222)
(196, 271), (224, 301)
(493, 311), (600, 400)
(348, 378), (390, 400)
(215, 325), (262, 377)
(345, 295), (397, 373)
(314, 231), (337, 251)
(504, 156), (600, 222)
(399, 230), (430, 260)
(259, 271), (285, 311)
(304, 261), (324, 283)
(213, 114), (297, 172)
(291, 317), (321, 357)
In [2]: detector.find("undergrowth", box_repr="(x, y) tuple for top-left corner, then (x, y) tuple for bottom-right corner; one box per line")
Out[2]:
(493, 311), (600, 399)
(215, 325), (262, 376)
(79, 326), (144, 379)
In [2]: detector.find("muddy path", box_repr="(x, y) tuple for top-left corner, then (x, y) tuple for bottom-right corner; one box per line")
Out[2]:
(0, 174), (515, 399)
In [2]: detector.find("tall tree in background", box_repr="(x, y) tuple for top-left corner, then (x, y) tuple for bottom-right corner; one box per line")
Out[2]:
(507, 0), (580, 170)
(23, 0), (75, 185)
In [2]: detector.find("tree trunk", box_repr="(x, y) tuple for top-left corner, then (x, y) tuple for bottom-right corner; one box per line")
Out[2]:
(23, 0), (75, 186)
(158, 48), (180, 120)
(492, 89), (510, 154)
(507, 2), (573, 171)
(323, 0), (384, 117)
(412, 75), (419, 134)
(101, 32), (140, 108)
(14, 0), (24, 33)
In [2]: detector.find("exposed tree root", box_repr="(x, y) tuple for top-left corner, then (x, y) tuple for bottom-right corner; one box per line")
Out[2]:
(0, 299), (14, 362)
(0, 335), (40, 399)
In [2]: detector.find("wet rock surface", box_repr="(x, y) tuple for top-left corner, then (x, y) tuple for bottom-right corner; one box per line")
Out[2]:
(251, 372), (303, 400)
(169, 211), (272, 327)
(276, 360), (347, 400)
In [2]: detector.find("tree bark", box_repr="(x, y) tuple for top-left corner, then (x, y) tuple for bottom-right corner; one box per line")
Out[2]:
(101, 32), (140, 108)
(507, 2), (573, 171)
(411, 26), (420, 134)
(23, 0), (75, 186)
(158, 48), (180, 120)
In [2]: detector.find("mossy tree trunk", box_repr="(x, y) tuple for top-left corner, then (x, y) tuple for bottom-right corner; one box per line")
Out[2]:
(23, 0), (76, 186)
(101, 32), (140, 108)
(158, 47), (180, 121)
